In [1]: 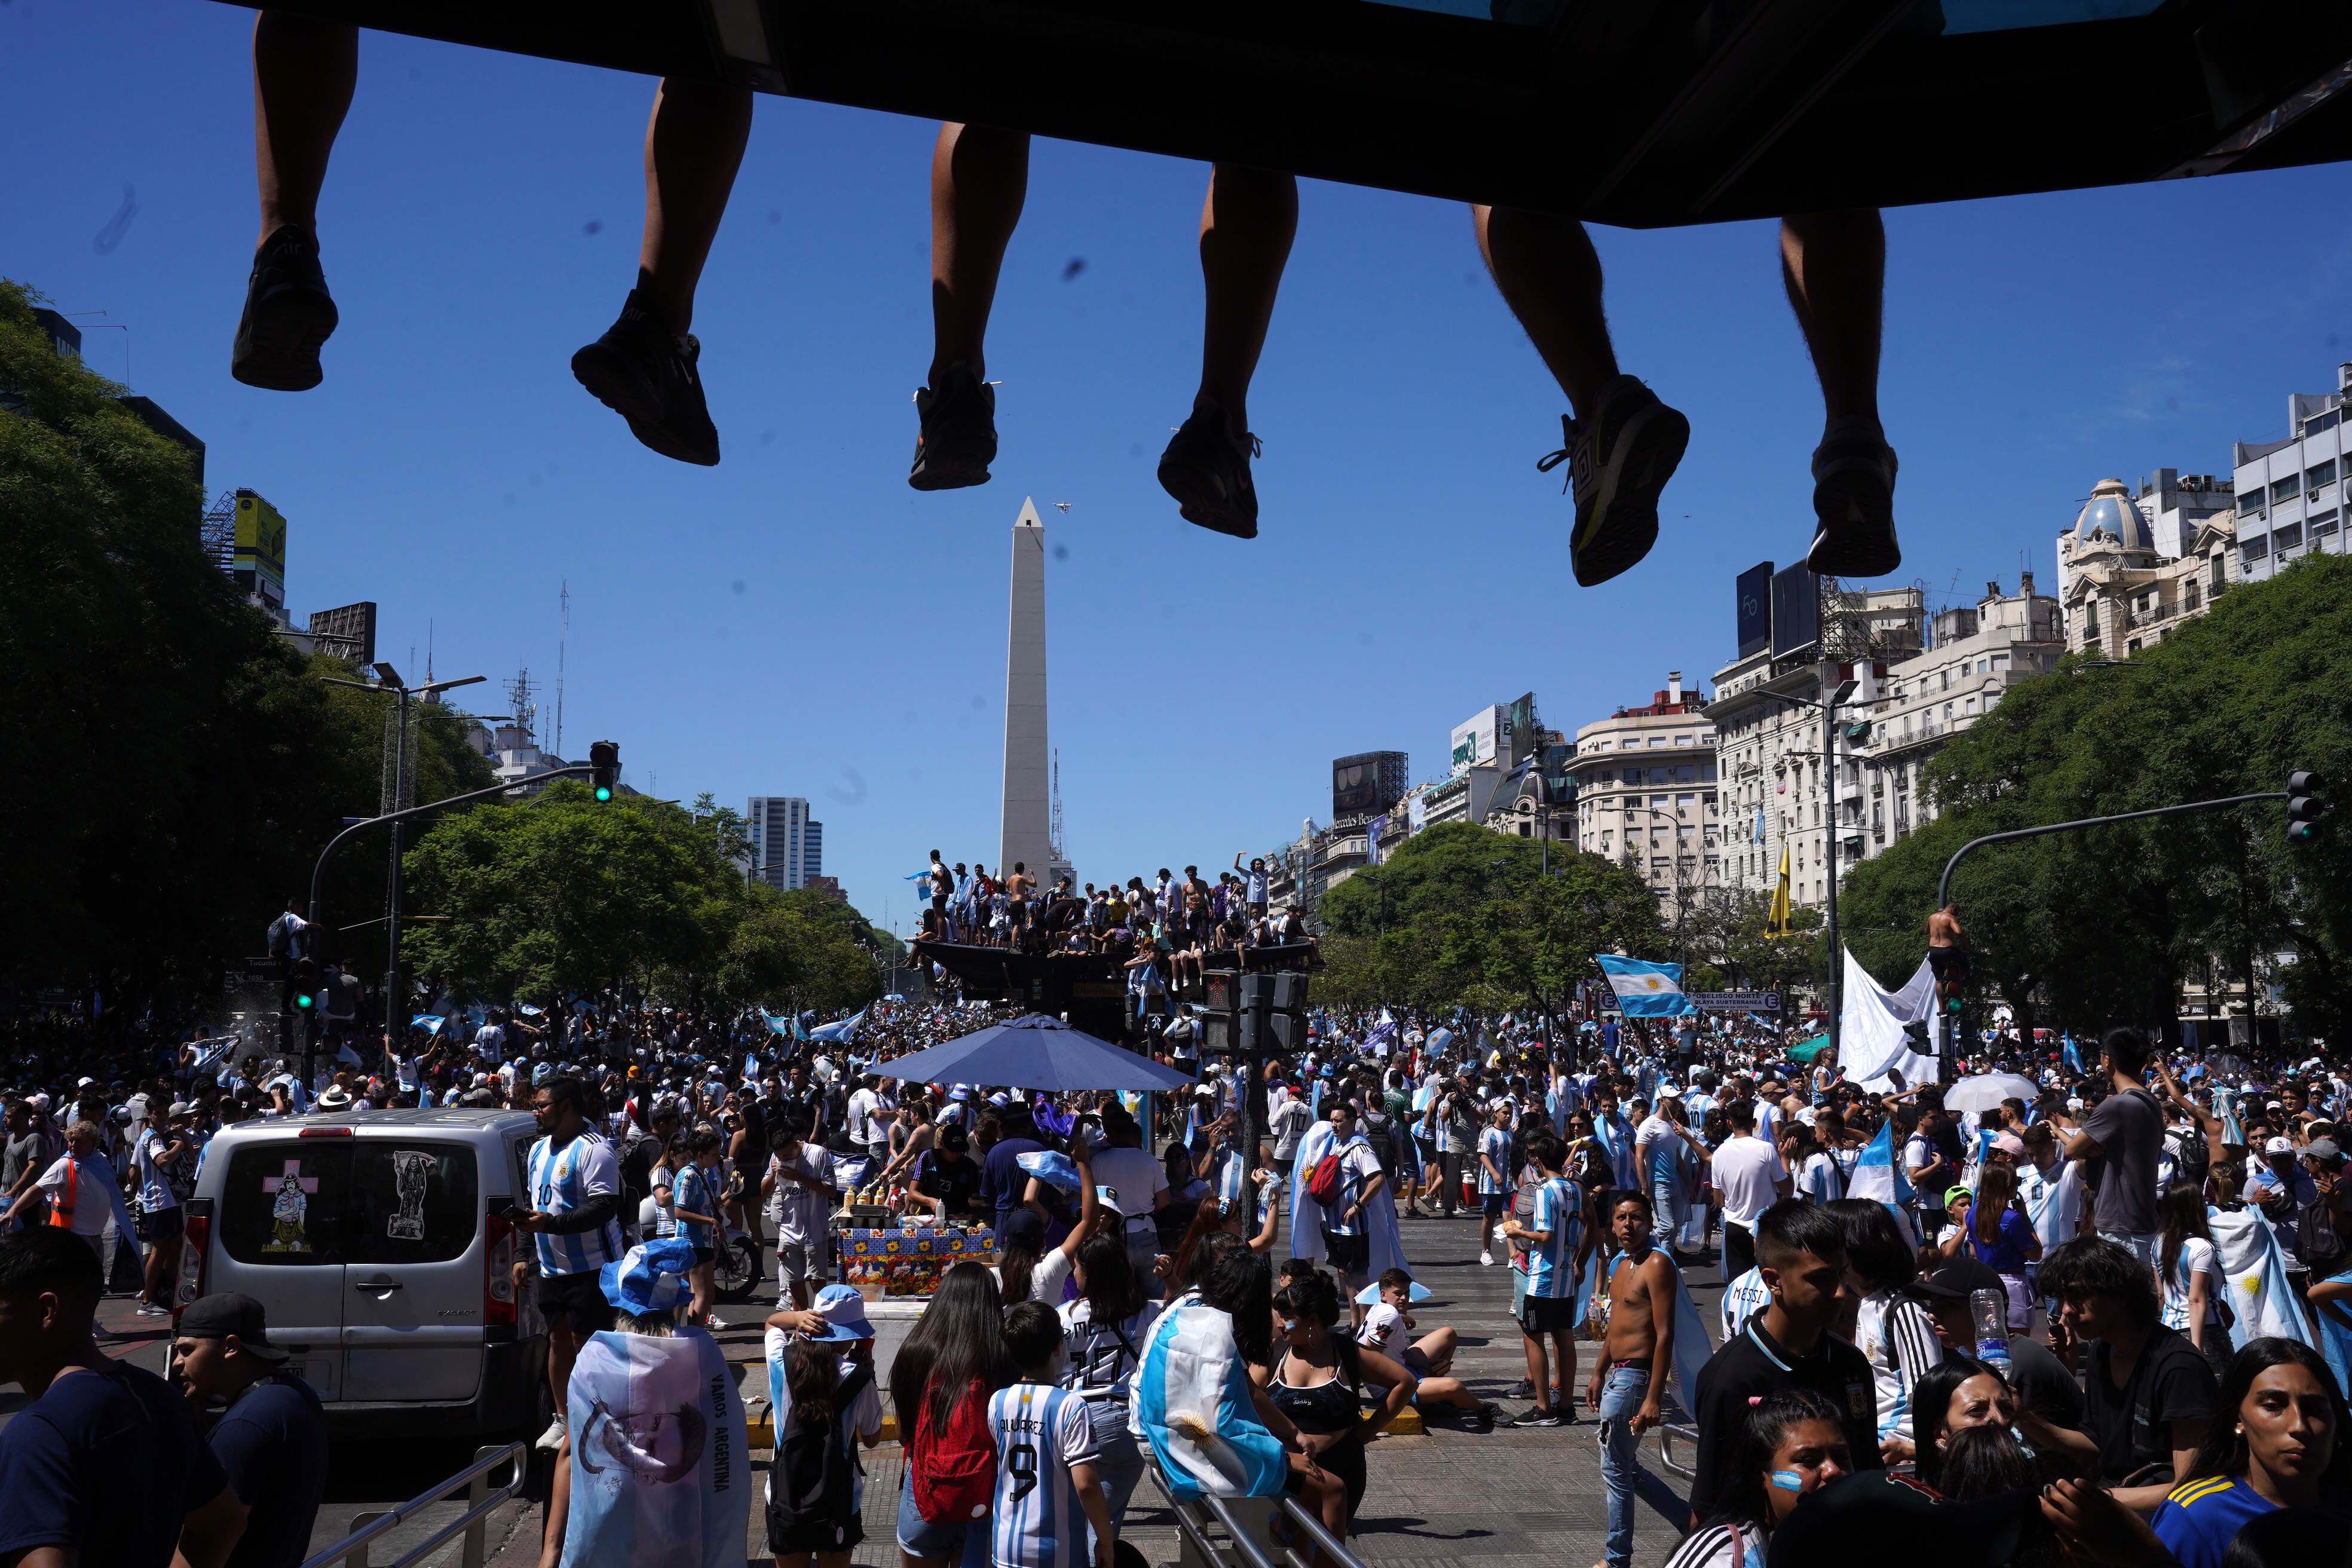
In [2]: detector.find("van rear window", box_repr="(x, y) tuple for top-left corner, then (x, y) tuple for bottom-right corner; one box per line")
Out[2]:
(219, 1141), (478, 1266)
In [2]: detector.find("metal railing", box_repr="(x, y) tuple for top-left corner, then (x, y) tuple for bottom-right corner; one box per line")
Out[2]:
(1159, 1465), (1375, 1568)
(299, 1444), (526, 1568)
(1657, 1420), (1701, 1480)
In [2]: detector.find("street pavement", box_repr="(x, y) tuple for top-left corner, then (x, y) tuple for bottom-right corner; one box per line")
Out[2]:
(2, 1209), (1725, 1568)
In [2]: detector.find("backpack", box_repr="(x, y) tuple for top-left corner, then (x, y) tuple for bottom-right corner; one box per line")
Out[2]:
(2301, 1191), (2347, 1272)
(1360, 1111), (1397, 1178)
(1306, 1151), (1346, 1209)
(772, 1364), (872, 1538)
(907, 1376), (997, 1525)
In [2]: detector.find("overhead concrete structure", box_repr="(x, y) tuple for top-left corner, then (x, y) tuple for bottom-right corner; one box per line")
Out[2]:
(1000, 498), (1054, 883)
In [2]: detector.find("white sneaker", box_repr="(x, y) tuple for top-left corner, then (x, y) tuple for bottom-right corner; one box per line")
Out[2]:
(1479, 1250), (1494, 1267)
(705, 1314), (728, 1331)
(535, 1414), (567, 1451)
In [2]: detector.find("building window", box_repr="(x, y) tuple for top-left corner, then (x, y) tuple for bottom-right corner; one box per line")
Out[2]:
(2275, 522), (2304, 552)
(2243, 535), (2270, 564)
(2310, 458), (2338, 492)
(1675, 734), (1692, 746)
(2183, 579), (2201, 611)
(2082, 604), (2100, 644)
(2305, 409), (2342, 439)
(2313, 509), (2342, 538)
(2127, 638), (2142, 653)
(2274, 474), (2302, 504)
(2238, 491), (2266, 517)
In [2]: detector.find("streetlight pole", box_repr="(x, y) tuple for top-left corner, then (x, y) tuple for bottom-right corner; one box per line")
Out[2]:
(1820, 656), (1841, 1061)
(321, 667), (485, 1047)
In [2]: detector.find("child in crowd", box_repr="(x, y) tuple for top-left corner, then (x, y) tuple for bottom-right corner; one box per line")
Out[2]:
(765, 1284), (886, 1568)
(991, 1300), (1116, 1568)
(1355, 1269), (1490, 1432)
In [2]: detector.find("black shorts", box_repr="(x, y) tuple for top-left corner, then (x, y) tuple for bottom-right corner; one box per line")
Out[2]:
(1519, 1293), (1576, 1338)
(691, 1246), (716, 1268)
(1928, 946), (1969, 982)
(1321, 1230), (1370, 1275)
(137, 1206), (185, 1244)
(537, 1268), (615, 1333)
(767, 1503), (864, 1557)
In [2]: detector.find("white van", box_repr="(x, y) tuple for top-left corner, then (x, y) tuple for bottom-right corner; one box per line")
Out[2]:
(179, 1107), (549, 1438)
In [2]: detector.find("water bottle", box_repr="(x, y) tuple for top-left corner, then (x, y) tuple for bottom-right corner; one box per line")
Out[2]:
(1971, 1287), (2013, 1376)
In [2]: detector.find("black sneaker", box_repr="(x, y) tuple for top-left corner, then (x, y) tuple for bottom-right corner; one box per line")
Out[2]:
(908, 365), (997, 491)
(1538, 374), (1689, 587)
(570, 290), (721, 466)
(230, 225), (339, 392)
(1509, 1407), (1564, 1428)
(1156, 394), (1261, 539)
(1805, 415), (1901, 577)
(1503, 1379), (1536, 1401)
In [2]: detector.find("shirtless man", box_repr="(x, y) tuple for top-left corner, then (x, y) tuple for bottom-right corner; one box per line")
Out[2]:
(1006, 860), (1034, 942)
(1585, 1190), (1682, 1568)
(1927, 902), (1968, 1004)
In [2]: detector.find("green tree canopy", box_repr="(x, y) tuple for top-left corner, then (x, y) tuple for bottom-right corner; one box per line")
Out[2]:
(1837, 552), (2352, 1038)
(1316, 822), (1667, 1017)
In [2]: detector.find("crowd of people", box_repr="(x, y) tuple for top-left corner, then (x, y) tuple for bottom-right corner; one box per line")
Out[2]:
(10, 972), (2352, 1568)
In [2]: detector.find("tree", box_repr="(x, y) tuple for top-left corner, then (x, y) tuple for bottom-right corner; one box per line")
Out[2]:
(0, 278), (492, 1024)
(1318, 822), (1665, 1017)
(1835, 552), (2352, 1039)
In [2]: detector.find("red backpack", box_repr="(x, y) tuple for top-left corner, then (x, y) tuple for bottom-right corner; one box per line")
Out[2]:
(908, 1377), (997, 1525)
(1306, 1150), (1346, 1208)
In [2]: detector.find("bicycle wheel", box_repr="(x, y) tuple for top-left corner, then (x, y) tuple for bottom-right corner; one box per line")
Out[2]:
(714, 1235), (760, 1301)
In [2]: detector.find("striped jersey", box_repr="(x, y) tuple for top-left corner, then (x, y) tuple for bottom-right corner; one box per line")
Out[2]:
(528, 1129), (625, 1277)
(987, 1382), (1098, 1568)
(1477, 1126), (1511, 1196)
(1720, 1267), (1771, 1342)
(1525, 1177), (1581, 1298)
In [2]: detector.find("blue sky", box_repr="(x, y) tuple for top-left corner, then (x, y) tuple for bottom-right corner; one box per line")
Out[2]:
(11, 0), (2352, 936)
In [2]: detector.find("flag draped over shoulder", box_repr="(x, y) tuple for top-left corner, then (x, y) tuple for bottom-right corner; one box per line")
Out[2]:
(1131, 1293), (1290, 1500)
(561, 1327), (748, 1568)
(1594, 955), (1696, 1019)
(1848, 1120), (1918, 1247)
(2209, 1208), (2317, 1351)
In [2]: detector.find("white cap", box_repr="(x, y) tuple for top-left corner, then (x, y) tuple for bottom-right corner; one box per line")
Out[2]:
(2267, 1136), (2296, 1155)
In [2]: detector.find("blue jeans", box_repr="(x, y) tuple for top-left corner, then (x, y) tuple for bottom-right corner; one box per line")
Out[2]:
(1598, 1367), (1686, 1568)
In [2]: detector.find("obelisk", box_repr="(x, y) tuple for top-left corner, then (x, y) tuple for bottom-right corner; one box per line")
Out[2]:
(1000, 498), (1053, 881)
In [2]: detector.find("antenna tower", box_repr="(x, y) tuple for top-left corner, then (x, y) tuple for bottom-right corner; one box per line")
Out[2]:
(505, 667), (538, 743)
(555, 581), (569, 758)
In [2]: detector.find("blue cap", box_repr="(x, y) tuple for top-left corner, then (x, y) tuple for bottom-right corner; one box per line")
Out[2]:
(599, 1236), (697, 1316)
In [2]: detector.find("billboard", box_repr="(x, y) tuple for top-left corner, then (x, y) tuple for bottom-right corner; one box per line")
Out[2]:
(1769, 564), (1820, 658)
(308, 601), (377, 665)
(1449, 706), (1502, 775)
(1736, 562), (1774, 659)
(233, 490), (287, 603)
(1332, 751), (1406, 821)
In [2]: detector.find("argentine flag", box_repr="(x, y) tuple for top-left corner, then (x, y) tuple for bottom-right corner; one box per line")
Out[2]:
(1848, 1119), (1918, 1247)
(808, 1008), (865, 1043)
(2061, 1034), (2086, 1074)
(1595, 954), (1697, 1019)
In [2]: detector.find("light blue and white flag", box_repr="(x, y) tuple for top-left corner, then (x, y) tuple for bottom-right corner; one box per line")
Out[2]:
(808, 1009), (865, 1044)
(2061, 1035), (2086, 1075)
(1131, 1291), (1289, 1500)
(1849, 1119), (1918, 1247)
(1364, 815), (1389, 868)
(411, 1014), (446, 1036)
(2210, 1208), (2316, 1352)
(561, 1324), (747, 1568)
(1595, 955), (1696, 1018)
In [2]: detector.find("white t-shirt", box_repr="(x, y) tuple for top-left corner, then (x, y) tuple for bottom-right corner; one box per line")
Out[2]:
(1710, 1137), (1782, 1230)
(35, 1155), (111, 1235)
(761, 1338), (884, 1509)
(1356, 1301), (1408, 1360)
(2161, 1236), (2223, 1330)
(1270, 1098), (1313, 1161)
(1321, 1143), (1385, 1236)
(1089, 1147), (1168, 1227)
(847, 1088), (893, 1147)
(133, 1129), (181, 1212)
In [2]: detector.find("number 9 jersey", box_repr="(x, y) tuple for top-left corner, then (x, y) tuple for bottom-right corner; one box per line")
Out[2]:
(987, 1382), (1100, 1568)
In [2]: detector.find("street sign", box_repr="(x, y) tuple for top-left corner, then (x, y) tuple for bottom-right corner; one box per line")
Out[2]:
(1693, 991), (1781, 1012)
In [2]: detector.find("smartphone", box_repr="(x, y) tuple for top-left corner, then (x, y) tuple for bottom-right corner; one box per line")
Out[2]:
(500, 1203), (528, 1224)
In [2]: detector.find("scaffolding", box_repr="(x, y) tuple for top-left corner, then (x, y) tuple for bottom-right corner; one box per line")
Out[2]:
(199, 491), (237, 574)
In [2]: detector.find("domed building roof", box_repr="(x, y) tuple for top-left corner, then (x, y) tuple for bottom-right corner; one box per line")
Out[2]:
(2072, 478), (2152, 551)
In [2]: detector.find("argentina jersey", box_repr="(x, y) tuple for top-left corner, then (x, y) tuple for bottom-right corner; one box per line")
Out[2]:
(1526, 1177), (1581, 1298)
(988, 1382), (1098, 1568)
(529, 1130), (625, 1277)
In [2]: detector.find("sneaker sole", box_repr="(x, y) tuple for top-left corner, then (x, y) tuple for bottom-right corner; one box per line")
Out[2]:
(1805, 468), (1901, 577)
(231, 289), (338, 393)
(1157, 450), (1258, 540)
(571, 344), (719, 467)
(1570, 401), (1687, 587)
(908, 440), (994, 491)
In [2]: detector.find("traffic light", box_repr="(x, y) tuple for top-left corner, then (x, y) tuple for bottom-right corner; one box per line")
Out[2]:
(2288, 769), (2326, 844)
(1845, 719), (1873, 744)
(589, 740), (620, 802)
(290, 957), (318, 1012)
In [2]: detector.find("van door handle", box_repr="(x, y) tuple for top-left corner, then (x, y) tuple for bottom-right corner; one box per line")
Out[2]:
(353, 1278), (403, 1292)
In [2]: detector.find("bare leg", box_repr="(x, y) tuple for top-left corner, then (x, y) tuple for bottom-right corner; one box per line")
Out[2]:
(927, 123), (1031, 387)
(1472, 206), (1618, 417)
(536, 1440), (571, 1568)
(547, 1317), (580, 1419)
(636, 79), (754, 336)
(1521, 1331), (1551, 1411)
(252, 12), (357, 249)
(1778, 209), (1884, 431)
(1195, 166), (1298, 432)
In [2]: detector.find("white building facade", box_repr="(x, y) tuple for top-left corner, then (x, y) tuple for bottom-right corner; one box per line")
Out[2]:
(1566, 673), (1720, 910)
(2231, 365), (2351, 584)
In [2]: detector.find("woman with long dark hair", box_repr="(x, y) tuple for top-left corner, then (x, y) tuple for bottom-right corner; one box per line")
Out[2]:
(1943, 1163), (2041, 1329)
(889, 1261), (1013, 1568)
(1255, 1267), (1416, 1541)
(1057, 1232), (1162, 1546)
(1826, 1198), (1941, 1464)
(1661, 1389), (1852, 1568)
(1909, 1355), (2017, 1492)
(2158, 1179), (2230, 1379)
(2151, 1338), (2352, 1568)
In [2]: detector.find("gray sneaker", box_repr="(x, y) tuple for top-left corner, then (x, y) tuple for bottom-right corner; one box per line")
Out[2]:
(1539, 374), (1689, 587)
(1805, 415), (1901, 577)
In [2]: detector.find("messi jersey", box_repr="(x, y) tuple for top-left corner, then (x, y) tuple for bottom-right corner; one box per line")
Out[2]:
(988, 1382), (1099, 1568)
(528, 1131), (625, 1278)
(1526, 1177), (1582, 1299)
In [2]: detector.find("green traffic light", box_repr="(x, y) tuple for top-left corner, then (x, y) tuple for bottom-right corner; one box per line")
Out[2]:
(295, 991), (315, 1010)
(594, 785), (612, 802)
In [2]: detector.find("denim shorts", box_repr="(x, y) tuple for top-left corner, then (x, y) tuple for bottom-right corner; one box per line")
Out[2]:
(895, 1469), (987, 1563)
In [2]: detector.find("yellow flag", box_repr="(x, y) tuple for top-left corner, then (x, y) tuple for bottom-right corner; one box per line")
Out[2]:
(1767, 843), (1792, 934)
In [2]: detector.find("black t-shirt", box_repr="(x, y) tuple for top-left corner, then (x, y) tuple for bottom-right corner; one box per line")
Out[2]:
(1689, 1320), (1881, 1521)
(2084, 1325), (2216, 1483)
(0, 1357), (229, 1568)
(2005, 1332), (2085, 1434)
(915, 1150), (984, 1219)
(212, 1373), (329, 1568)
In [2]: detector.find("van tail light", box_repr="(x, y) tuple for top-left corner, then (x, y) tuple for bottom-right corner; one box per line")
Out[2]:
(485, 1209), (517, 1328)
(175, 1200), (213, 1318)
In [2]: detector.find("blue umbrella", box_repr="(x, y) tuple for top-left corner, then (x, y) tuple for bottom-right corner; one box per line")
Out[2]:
(874, 1013), (1197, 1092)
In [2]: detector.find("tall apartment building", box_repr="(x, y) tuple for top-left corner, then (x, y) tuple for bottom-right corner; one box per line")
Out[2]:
(2231, 363), (2351, 584)
(1566, 673), (1720, 912)
(748, 796), (822, 892)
